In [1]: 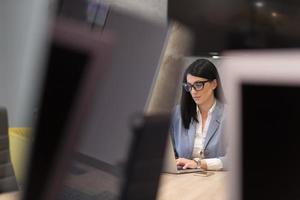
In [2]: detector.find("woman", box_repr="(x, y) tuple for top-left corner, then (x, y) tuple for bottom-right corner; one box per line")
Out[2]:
(171, 58), (227, 171)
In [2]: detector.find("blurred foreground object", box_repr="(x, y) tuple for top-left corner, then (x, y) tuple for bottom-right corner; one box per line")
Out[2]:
(222, 50), (300, 200)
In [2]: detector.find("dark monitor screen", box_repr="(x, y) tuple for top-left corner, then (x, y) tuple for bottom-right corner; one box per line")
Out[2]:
(242, 83), (300, 199)
(23, 42), (89, 200)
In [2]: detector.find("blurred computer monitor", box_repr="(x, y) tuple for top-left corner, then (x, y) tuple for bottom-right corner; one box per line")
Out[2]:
(21, 17), (112, 200)
(75, 7), (168, 168)
(23, 7), (170, 200)
(222, 50), (300, 200)
(56, 8), (169, 199)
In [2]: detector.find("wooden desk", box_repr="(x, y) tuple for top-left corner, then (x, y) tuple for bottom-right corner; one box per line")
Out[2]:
(156, 171), (228, 200)
(0, 172), (228, 200)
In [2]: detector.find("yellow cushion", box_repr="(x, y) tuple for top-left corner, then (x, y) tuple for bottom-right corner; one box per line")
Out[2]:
(8, 128), (32, 185)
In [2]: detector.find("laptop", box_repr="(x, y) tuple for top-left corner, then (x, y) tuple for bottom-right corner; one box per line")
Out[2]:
(162, 135), (203, 174)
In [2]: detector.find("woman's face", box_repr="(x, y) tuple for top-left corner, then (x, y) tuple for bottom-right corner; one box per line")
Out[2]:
(186, 74), (217, 106)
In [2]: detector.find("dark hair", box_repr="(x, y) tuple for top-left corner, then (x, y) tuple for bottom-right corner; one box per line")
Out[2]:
(180, 59), (225, 129)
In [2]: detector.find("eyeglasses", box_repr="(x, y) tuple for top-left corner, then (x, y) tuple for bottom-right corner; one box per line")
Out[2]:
(183, 81), (210, 92)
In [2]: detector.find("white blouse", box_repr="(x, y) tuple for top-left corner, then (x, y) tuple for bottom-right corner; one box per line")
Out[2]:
(192, 101), (223, 170)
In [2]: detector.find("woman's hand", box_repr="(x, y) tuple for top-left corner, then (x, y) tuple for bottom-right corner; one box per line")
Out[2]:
(176, 158), (197, 169)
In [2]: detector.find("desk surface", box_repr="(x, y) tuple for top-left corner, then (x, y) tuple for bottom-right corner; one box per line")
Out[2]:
(156, 171), (228, 200)
(0, 192), (19, 200)
(0, 172), (228, 200)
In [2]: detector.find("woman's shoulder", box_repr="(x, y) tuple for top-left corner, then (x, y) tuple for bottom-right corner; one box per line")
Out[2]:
(173, 104), (180, 112)
(215, 100), (227, 120)
(173, 104), (182, 115)
(171, 105), (182, 120)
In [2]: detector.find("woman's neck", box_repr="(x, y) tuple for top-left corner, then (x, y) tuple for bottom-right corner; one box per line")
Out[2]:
(198, 96), (216, 114)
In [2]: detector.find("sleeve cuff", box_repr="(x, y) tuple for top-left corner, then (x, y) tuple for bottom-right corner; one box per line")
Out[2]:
(203, 158), (223, 170)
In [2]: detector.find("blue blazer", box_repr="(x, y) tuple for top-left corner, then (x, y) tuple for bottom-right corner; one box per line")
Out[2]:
(171, 100), (228, 169)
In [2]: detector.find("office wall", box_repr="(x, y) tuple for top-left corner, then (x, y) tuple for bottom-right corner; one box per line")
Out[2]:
(77, 9), (169, 165)
(0, 0), (49, 126)
(0, 0), (166, 127)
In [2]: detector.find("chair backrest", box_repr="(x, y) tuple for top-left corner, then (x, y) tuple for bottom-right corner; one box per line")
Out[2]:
(9, 128), (32, 186)
(0, 107), (19, 193)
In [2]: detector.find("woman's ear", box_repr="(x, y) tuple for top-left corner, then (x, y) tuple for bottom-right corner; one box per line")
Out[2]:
(212, 79), (218, 90)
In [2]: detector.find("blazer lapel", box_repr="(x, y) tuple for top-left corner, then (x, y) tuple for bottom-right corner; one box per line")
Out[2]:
(187, 120), (196, 157)
(203, 101), (223, 149)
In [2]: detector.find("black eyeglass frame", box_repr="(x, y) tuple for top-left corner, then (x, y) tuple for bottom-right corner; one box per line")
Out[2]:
(183, 80), (211, 92)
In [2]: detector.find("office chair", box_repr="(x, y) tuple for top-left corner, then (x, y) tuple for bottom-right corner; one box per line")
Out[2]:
(9, 128), (32, 186)
(0, 107), (19, 193)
